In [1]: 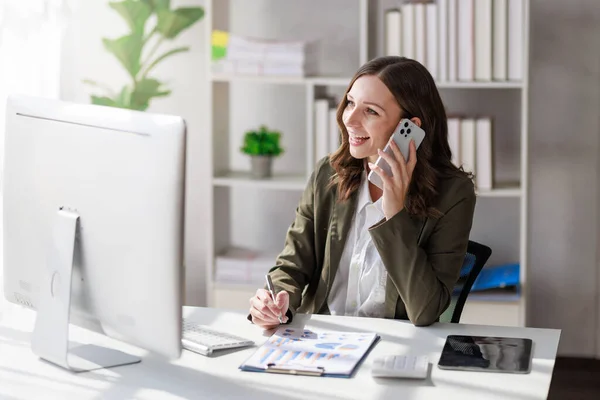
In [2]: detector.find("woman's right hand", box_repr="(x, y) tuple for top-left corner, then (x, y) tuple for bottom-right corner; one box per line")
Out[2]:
(249, 288), (289, 329)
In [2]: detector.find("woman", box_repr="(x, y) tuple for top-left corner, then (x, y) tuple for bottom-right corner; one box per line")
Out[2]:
(248, 56), (476, 329)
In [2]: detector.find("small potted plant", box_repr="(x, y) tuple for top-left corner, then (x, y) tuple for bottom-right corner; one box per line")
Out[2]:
(240, 125), (284, 179)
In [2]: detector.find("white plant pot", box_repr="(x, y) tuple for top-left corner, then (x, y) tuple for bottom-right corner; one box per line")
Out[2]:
(250, 155), (273, 179)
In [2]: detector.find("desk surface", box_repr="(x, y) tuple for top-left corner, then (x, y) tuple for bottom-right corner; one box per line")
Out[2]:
(0, 302), (560, 400)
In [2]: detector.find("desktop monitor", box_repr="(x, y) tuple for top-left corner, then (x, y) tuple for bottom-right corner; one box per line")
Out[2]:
(2, 94), (186, 372)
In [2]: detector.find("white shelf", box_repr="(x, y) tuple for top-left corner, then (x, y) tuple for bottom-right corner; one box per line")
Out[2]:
(214, 174), (520, 195)
(461, 296), (521, 326)
(436, 81), (524, 89)
(211, 73), (308, 85)
(213, 171), (307, 191)
(309, 77), (352, 86)
(211, 73), (523, 89)
(211, 74), (352, 86)
(212, 281), (260, 292)
(205, 0), (531, 326)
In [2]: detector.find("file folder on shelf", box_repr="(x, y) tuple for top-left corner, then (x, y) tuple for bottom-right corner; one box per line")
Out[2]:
(453, 263), (520, 296)
(239, 327), (380, 378)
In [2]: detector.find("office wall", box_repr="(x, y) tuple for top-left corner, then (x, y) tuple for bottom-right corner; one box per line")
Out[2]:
(60, 0), (209, 306)
(528, 0), (600, 357)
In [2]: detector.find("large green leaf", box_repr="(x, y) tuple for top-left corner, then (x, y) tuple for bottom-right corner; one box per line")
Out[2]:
(91, 86), (133, 109)
(142, 46), (189, 77)
(156, 7), (204, 39)
(91, 95), (118, 107)
(102, 33), (144, 78)
(109, 1), (152, 35)
(141, 0), (170, 11)
(130, 78), (170, 110)
(116, 86), (133, 108)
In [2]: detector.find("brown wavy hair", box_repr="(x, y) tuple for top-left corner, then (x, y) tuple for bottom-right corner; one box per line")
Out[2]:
(329, 56), (473, 218)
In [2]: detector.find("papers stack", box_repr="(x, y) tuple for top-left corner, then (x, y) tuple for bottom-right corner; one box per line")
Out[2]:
(211, 30), (317, 77)
(214, 247), (278, 285)
(239, 327), (380, 377)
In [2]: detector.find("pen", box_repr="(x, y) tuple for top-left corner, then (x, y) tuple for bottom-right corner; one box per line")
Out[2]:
(265, 274), (284, 324)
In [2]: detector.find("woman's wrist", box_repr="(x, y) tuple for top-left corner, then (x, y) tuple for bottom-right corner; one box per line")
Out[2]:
(385, 205), (404, 220)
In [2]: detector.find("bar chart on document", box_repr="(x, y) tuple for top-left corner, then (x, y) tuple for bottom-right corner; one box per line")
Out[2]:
(239, 327), (380, 376)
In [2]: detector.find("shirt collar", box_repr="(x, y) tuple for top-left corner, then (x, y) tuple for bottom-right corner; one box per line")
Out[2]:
(357, 171), (384, 214)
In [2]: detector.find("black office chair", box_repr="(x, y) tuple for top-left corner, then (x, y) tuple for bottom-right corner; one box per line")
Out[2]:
(440, 240), (492, 323)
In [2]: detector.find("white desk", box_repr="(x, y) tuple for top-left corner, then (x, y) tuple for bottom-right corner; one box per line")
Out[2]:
(0, 302), (561, 400)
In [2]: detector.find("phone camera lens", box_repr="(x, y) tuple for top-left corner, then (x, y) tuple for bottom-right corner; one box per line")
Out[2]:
(407, 129), (411, 134)
(400, 129), (405, 134)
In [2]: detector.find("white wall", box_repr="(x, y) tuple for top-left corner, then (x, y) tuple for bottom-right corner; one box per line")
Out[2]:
(60, 0), (208, 305)
(528, 0), (600, 357)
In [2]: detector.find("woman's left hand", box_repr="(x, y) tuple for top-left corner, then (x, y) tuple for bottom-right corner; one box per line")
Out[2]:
(368, 139), (417, 220)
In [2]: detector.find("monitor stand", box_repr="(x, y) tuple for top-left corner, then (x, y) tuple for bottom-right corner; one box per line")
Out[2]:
(31, 208), (141, 372)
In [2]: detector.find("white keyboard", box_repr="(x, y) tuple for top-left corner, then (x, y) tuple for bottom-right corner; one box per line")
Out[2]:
(181, 319), (254, 356)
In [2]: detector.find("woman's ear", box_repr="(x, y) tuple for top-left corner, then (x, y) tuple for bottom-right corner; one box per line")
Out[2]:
(410, 117), (422, 128)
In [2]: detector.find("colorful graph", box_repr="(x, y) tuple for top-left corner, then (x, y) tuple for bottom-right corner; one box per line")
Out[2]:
(258, 348), (344, 365)
(270, 337), (299, 347)
(241, 327), (379, 376)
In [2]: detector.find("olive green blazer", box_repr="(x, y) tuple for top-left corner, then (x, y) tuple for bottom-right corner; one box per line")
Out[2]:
(269, 156), (476, 326)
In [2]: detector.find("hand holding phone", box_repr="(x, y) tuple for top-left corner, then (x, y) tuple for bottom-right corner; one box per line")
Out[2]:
(367, 118), (426, 190)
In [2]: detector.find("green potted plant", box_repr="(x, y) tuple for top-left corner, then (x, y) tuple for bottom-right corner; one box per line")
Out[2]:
(240, 125), (284, 179)
(84, 0), (204, 111)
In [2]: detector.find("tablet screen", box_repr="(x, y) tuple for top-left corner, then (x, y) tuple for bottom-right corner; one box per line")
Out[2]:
(438, 335), (533, 374)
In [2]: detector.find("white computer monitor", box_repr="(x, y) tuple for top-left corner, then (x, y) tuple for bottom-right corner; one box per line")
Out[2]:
(2, 94), (186, 372)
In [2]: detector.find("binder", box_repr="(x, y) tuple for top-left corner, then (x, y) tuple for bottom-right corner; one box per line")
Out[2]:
(471, 263), (519, 291)
(453, 263), (520, 295)
(239, 327), (380, 378)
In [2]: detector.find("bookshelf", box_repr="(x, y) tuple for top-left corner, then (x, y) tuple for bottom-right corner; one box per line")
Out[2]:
(203, 0), (529, 327)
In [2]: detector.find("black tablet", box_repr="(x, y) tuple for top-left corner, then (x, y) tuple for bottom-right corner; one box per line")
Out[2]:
(438, 335), (533, 374)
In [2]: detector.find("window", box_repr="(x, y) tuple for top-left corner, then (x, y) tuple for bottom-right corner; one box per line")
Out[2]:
(0, 0), (67, 289)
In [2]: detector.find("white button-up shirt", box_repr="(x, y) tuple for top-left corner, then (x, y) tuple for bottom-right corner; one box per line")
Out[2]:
(327, 172), (388, 318)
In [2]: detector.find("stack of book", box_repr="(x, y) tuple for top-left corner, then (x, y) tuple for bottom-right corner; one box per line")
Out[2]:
(384, 0), (523, 82)
(313, 97), (340, 161)
(214, 247), (279, 285)
(447, 116), (494, 192)
(211, 30), (317, 77)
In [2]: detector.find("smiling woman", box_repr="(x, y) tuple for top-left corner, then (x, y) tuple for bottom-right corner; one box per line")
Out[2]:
(248, 56), (477, 329)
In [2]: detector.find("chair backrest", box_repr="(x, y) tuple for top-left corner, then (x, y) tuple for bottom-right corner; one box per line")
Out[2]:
(440, 240), (492, 323)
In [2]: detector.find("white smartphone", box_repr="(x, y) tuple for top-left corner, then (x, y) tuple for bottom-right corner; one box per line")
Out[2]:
(367, 118), (426, 190)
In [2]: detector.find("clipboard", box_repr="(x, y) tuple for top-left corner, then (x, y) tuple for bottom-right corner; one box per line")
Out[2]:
(239, 327), (380, 378)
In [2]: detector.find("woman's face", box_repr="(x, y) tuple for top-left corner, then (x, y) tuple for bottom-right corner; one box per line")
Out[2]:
(342, 75), (402, 163)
